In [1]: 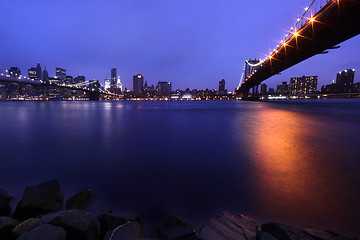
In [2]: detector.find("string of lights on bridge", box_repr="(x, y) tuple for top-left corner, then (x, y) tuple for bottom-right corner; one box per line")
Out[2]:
(238, 0), (336, 88)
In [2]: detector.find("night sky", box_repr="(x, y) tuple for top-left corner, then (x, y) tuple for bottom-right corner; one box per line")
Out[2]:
(1, 0), (359, 91)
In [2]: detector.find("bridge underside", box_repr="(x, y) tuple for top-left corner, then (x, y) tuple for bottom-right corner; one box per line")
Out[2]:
(236, 0), (360, 96)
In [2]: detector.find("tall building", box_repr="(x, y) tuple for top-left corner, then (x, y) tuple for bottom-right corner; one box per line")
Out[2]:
(289, 76), (318, 95)
(56, 68), (66, 83)
(218, 79), (226, 94)
(261, 83), (267, 95)
(104, 78), (110, 91)
(8, 67), (21, 77)
(43, 67), (49, 82)
(277, 81), (289, 95)
(156, 81), (172, 97)
(110, 68), (117, 92)
(36, 62), (42, 80)
(133, 74), (144, 93)
(336, 69), (355, 93)
(28, 62), (42, 81)
(65, 76), (73, 85)
(74, 75), (85, 84)
(117, 76), (123, 93)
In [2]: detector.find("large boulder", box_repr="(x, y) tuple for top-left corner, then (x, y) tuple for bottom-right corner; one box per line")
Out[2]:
(103, 221), (145, 240)
(98, 209), (140, 238)
(155, 214), (197, 240)
(17, 223), (66, 240)
(65, 189), (92, 210)
(39, 209), (98, 240)
(12, 218), (40, 236)
(0, 217), (20, 240)
(256, 230), (277, 240)
(261, 223), (307, 240)
(0, 189), (12, 216)
(13, 180), (64, 221)
(198, 211), (258, 240)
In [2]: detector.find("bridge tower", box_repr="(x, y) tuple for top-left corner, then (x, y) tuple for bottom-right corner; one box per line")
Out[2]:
(88, 81), (100, 101)
(237, 59), (262, 97)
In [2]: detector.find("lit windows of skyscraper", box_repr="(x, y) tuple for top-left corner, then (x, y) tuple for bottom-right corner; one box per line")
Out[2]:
(133, 74), (144, 94)
(289, 76), (318, 95)
(65, 76), (73, 85)
(56, 68), (66, 83)
(28, 62), (42, 81)
(110, 68), (117, 93)
(117, 76), (123, 93)
(104, 78), (111, 91)
(218, 79), (226, 95)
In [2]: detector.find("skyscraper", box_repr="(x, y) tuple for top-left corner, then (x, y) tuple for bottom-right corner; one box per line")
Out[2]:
(36, 62), (42, 80)
(104, 78), (110, 91)
(261, 83), (267, 95)
(56, 68), (66, 83)
(133, 74), (144, 94)
(74, 75), (85, 84)
(65, 76), (73, 85)
(43, 67), (49, 82)
(289, 76), (318, 95)
(110, 68), (117, 93)
(8, 67), (21, 78)
(117, 76), (123, 93)
(336, 69), (355, 93)
(218, 79), (226, 94)
(156, 81), (172, 97)
(28, 62), (42, 81)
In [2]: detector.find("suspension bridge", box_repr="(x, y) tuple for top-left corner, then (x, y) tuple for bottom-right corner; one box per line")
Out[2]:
(0, 69), (118, 100)
(236, 0), (360, 97)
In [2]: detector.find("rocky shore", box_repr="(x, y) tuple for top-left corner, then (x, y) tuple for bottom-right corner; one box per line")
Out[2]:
(0, 180), (357, 240)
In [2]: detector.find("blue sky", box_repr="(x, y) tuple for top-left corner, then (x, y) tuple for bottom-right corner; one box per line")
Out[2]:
(1, 0), (359, 91)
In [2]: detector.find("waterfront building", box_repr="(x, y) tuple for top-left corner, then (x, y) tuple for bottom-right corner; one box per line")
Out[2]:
(56, 68), (66, 83)
(133, 74), (144, 94)
(277, 81), (289, 95)
(74, 75), (85, 84)
(156, 81), (172, 97)
(65, 76), (73, 85)
(28, 62), (42, 81)
(110, 68), (117, 93)
(321, 80), (336, 93)
(261, 83), (267, 95)
(104, 78), (110, 91)
(116, 76), (123, 93)
(219, 79), (226, 94)
(268, 88), (275, 95)
(8, 67), (21, 78)
(336, 69), (355, 93)
(289, 76), (318, 95)
(43, 67), (49, 83)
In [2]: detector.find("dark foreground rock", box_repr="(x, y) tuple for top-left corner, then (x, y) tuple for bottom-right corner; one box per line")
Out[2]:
(13, 180), (64, 221)
(0, 217), (20, 240)
(12, 218), (40, 236)
(39, 209), (98, 240)
(17, 224), (67, 240)
(0, 189), (12, 216)
(103, 221), (146, 240)
(198, 211), (258, 240)
(156, 214), (197, 240)
(99, 209), (140, 238)
(65, 189), (92, 210)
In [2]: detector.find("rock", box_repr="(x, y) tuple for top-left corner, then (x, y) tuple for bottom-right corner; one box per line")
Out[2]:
(302, 226), (355, 240)
(0, 189), (12, 216)
(198, 211), (258, 240)
(0, 217), (20, 240)
(155, 214), (196, 240)
(12, 218), (40, 235)
(103, 221), (145, 240)
(261, 222), (312, 240)
(13, 180), (64, 221)
(39, 209), (98, 240)
(65, 189), (92, 210)
(99, 209), (140, 238)
(256, 230), (277, 240)
(17, 223), (66, 240)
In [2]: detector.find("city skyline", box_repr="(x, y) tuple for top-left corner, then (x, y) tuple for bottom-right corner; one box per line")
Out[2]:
(1, 0), (359, 91)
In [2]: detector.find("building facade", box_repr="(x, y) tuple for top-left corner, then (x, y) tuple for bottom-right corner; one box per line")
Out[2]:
(289, 76), (318, 95)
(133, 74), (144, 94)
(156, 81), (172, 97)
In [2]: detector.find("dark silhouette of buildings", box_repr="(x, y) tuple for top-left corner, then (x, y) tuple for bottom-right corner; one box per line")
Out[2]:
(43, 67), (49, 83)
(65, 76), (73, 85)
(28, 62), (42, 81)
(133, 74), (144, 94)
(8, 67), (21, 77)
(277, 81), (289, 95)
(336, 69), (354, 93)
(156, 81), (172, 97)
(74, 75), (85, 84)
(110, 68), (117, 93)
(261, 83), (267, 95)
(56, 68), (66, 83)
(218, 79), (226, 94)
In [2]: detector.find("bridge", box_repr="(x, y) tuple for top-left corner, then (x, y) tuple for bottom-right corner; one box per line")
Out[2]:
(236, 0), (360, 96)
(0, 69), (119, 101)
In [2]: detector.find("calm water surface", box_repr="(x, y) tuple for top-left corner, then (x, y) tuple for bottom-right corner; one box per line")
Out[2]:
(0, 100), (359, 237)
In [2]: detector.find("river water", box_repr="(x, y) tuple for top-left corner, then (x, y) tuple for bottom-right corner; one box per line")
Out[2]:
(0, 100), (359, 237)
